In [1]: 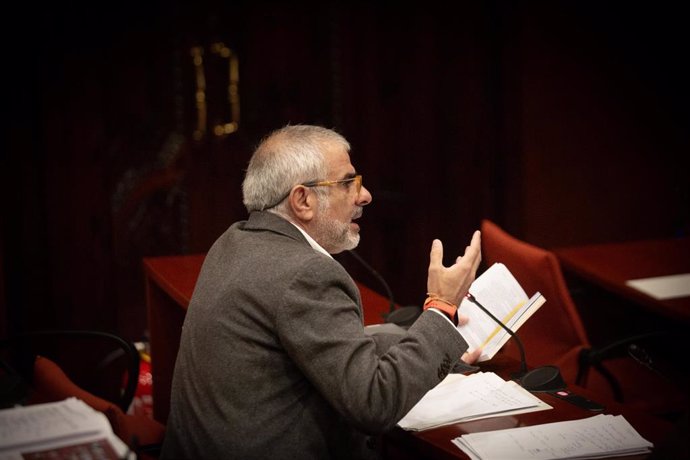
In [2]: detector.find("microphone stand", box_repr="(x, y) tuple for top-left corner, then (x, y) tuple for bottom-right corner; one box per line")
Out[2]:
(466, 294), (528, 379)
(466, 293), (565, 392)
(347, 250), (421, 327)
(347, 250), (395, 313)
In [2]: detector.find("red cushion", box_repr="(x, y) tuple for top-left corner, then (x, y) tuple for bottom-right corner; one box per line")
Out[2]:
(29, 356), (165, 449)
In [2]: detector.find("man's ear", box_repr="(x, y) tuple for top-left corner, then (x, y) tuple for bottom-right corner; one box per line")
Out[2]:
(289, 186), (316, 222)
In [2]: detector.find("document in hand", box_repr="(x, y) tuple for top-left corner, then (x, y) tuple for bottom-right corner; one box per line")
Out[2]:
(457, 263), (545, 362)
(452, 413), (653, 459)
(0, 398), (132, 460)
(397, 372), (551, 431)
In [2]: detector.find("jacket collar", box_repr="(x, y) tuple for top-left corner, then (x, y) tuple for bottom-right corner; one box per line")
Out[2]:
(245, 210), (307, 243)
(246, 211), (333, 258)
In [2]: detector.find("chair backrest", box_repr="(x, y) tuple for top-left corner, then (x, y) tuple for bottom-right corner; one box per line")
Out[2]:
(480, 220), (591, 380)
(0, 330), (139, 412)
(30, 354), (165, 453)
(1, 330), (165, 457)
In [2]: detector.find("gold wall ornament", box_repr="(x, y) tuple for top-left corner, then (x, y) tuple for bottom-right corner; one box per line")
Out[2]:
(190, 46), (207, 141)
(191, 42), (241, 140)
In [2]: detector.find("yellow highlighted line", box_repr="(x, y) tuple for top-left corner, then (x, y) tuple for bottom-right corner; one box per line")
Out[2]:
(480, 300), (526, 348)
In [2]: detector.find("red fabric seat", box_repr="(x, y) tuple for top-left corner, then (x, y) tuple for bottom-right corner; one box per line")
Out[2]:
(480, 219), (687, 416)
(29, 355), (165, 454)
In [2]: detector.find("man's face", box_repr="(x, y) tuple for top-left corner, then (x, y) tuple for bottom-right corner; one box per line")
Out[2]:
(312, 146), (372, 254)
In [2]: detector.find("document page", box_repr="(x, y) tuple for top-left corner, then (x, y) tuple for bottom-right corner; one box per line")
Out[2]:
(626, 273), (690, 300)
(397, 372), (551, 431)
(452, 414), (653, 459)
(457, 263), (545, 361)
(0, 398), (132, 460)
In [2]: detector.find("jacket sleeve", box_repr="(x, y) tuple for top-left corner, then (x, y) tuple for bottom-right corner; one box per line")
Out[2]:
(275, 254), (468, 433)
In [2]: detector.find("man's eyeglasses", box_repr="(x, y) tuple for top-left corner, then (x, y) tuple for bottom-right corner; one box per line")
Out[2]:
(267, 175), (363, 209)
(302, 175), (362, 194)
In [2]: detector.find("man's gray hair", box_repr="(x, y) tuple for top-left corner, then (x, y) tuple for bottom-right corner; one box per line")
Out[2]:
(242, 125), (350, 213)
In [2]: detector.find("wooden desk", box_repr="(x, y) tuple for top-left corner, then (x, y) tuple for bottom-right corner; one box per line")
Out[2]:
(143, 254), (203, 425)
(554, 237), (690, 323)
(384, 354), (675, 460)
(143, 254), (675, 459)
(143, 253), (392, 424)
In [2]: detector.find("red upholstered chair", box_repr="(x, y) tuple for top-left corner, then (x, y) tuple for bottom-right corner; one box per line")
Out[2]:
(0, 331), (165, 458)
(30, 355), (165, 455)
(480, 219), (687, 416)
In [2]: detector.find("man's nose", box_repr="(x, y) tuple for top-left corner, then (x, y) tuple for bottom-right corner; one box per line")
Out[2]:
(357, 185), (372, 206)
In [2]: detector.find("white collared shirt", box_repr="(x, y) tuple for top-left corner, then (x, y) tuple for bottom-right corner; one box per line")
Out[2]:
(288, 221), (333, 259)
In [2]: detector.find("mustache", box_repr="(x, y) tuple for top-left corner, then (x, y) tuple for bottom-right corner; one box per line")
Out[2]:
(352, 207), (363, 220)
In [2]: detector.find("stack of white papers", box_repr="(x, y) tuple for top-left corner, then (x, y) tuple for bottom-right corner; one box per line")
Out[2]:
(0, 398), (133, 460)
(452, 414), (653, 459)
(397, 372), (551, 431)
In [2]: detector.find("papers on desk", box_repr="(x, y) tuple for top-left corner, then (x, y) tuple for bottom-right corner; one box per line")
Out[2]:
(0, 398), (132, 460)
(452, 413), (653, 460)
(625, 273), (690, 300)
(397, 372), (551, 431)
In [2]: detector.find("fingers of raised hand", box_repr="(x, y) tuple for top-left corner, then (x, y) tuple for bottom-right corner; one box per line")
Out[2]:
(429, 239), (443, 269)
(463, 230), (482, 265)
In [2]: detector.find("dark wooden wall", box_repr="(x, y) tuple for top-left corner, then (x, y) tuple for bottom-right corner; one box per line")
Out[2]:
(2, 1), (689, 341)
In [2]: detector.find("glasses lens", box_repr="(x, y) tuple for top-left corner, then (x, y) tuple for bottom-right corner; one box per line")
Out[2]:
(354, 175), (362, 193)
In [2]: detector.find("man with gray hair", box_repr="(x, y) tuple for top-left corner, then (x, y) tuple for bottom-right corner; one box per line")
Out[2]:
(162, 124), (481, 459)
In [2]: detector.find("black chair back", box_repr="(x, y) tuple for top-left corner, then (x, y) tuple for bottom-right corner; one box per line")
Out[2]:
(0, 330), (139, 412)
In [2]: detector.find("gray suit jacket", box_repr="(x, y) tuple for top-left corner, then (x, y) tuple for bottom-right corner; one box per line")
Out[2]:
(161, 211), (468, 459)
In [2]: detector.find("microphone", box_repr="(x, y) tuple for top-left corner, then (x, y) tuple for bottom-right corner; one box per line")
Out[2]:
(347, 250), (421, 328)
(465, 293), (565, 392)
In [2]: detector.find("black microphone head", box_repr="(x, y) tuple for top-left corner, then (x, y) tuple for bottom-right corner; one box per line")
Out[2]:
(519, 365), (566, 392)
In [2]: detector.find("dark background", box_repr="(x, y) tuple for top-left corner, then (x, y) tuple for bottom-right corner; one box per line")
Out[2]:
(2, 1), (689, 342)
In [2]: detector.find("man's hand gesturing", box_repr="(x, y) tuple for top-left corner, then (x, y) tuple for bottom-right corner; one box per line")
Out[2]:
(426, 231), (482, 325)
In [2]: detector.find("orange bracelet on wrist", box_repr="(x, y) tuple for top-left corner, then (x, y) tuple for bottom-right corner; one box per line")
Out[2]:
(424, 296), (459, 325)
(425, 292), (457, 308)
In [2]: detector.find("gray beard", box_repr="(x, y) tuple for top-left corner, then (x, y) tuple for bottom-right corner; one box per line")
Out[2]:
(313, 213), (360, 254)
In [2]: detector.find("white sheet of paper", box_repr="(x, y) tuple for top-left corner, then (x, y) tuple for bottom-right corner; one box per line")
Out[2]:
(625, 273), (690, 300)
(452, 413), (653, 460)
(397, 372), (551, 431)
(0, 398), (132, 460)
